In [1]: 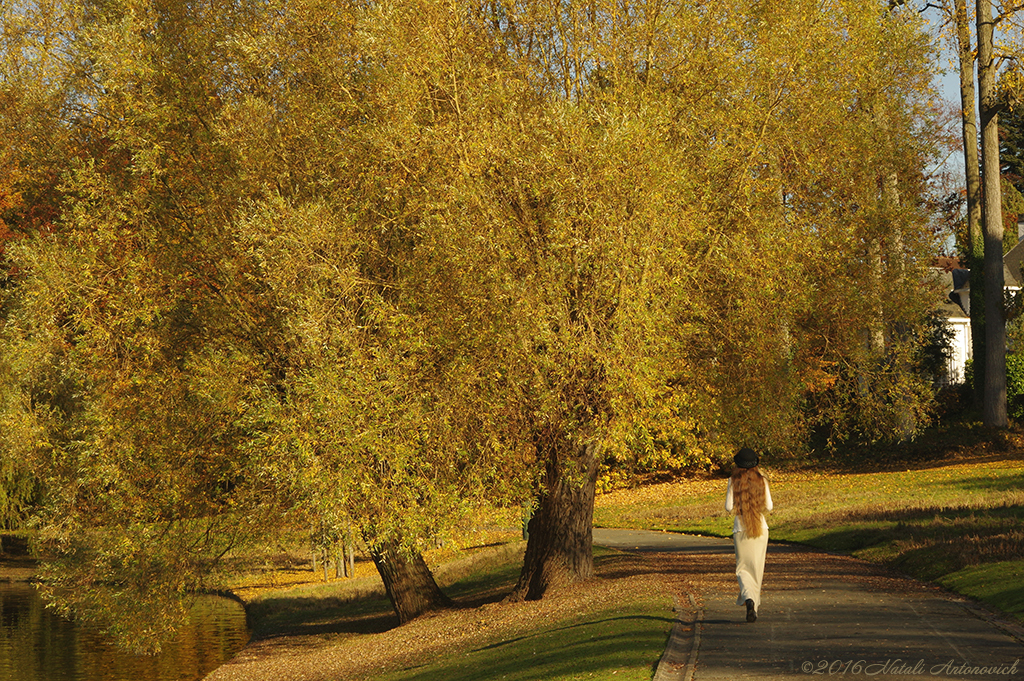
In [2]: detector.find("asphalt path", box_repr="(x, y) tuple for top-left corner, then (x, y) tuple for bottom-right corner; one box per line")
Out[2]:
(592, 528), (1024, 681)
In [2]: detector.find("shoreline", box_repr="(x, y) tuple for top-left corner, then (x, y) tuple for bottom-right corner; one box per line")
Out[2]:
(0, 556), (38, 583)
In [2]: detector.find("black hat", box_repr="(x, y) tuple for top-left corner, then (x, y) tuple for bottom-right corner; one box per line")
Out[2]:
(734, 448), (759, 469)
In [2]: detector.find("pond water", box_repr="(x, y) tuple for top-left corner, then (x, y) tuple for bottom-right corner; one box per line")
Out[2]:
(0, 582), (249, 681)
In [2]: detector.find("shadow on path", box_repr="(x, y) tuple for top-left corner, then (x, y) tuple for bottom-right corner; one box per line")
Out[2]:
(594, 528), (1024, 681)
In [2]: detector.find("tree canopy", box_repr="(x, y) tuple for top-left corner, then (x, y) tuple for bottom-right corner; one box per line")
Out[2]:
(0, 0), (944, 650)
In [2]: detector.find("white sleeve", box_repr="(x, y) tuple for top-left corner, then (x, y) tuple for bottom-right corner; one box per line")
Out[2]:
(724, 479), (734, 512)
(764, 478), (773, 512)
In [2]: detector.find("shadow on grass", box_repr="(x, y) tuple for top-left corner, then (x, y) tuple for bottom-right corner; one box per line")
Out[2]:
(781, 502), (1024, 580)
(787, 499), (1024, 532)
(386, 607), (671, 681)
(440, 561), (522, 608)
(938, 561), (1024, 622)
(247, 592), (400, 639)
(246, 546), (674, 650)
(919, 470), (1024, 495)
(472, 614), (673, 652)
(247, 545), (529, 640)
(806, 424), (1024, 474)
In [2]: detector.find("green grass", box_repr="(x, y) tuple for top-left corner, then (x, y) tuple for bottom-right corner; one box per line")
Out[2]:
(247, 584), (397, 639)
(376, 594), (672, 681)
(938, 561), (1024, 615)
(594, 455), (1024, 622)
(595, 459), (1024, 532)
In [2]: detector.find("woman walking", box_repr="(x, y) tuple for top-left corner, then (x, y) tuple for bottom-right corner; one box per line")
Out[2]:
(725, 447), (773, 622)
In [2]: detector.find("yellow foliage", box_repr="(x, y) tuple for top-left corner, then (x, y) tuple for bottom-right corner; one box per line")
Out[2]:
(0, 0), (944, 650)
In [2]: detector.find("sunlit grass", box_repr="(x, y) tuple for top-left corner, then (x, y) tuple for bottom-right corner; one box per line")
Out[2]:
(375, 594), (672, 681)
(939, 561), (1024, 616)
(596, 459), (1024, 533)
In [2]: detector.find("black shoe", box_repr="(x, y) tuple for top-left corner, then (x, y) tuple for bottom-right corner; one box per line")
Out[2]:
(745, 599), (757, 622)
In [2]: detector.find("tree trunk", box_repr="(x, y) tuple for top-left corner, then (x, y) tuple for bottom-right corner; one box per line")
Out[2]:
(345, 522), (356, 578)
(978, 0), (1008, 427)
(955, 0), (986, 408)
(867, 236), (886, 355)
(864, 104), (890, 359)
(508, 437), (599, 602)
(368, 539), (452, 624)
(883, 170), (918, 440)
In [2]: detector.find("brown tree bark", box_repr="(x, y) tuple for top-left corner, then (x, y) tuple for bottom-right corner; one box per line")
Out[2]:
(867, 236), (886, 355)
(508, 435), (599, 602)
(955, 0), (986, 408)
(368, 538), (452, 624)
(977, 0), (1008, 427)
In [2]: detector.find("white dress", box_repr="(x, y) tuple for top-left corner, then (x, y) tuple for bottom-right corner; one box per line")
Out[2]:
(725, 477), (773, 610)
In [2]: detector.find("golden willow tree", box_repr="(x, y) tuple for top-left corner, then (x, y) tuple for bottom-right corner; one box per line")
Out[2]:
(0, 0), (83, 531)
(0, 0), (941, 650)
(0, 0), (304, 651)
(0, 0), (469, 637)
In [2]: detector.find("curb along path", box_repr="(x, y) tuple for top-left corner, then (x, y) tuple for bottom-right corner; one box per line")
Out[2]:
(650, 593), (702, 681)
(591, 529), (1024, 681)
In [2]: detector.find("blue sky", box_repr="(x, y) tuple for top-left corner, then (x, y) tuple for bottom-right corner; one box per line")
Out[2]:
(923, 4), (968, 186)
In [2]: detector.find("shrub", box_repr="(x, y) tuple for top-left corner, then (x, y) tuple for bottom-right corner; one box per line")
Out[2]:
(1007, 354), (1024, 421)
(966, 354), (1024, 421)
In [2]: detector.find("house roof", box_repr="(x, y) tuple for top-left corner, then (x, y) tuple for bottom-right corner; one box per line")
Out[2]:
(932, 255), (963, 271)
(933, 268), (970, 320)
(934, 240), (1024, 290)
(934, 239), (1024, 320)
(1004, 239), (1024, 289)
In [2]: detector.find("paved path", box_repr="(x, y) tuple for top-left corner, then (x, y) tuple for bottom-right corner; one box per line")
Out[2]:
(593, 529), (1024, 681)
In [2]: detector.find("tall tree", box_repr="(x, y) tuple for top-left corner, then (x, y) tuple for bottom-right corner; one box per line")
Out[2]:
(978, 0), (1009, 426)
(953, 0), (987, 410)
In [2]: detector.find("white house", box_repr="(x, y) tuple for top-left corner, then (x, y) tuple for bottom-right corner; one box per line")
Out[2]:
(935, 268), (972, 385)
(937, 239), (1024, 384)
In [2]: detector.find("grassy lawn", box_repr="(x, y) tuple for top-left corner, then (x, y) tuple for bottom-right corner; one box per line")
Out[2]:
(236, 543), (675, 681)
(594, 453), (1024, 622)
(939, 562), (1024, 615)
(370, 545), (674, 681)
(375, 594), (670, 681)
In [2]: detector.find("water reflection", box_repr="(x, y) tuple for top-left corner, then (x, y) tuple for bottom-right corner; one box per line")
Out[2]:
(0, 582), (249, 681)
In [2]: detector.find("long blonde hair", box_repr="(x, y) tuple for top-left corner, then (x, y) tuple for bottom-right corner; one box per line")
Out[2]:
(731, 466), (768, 538)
